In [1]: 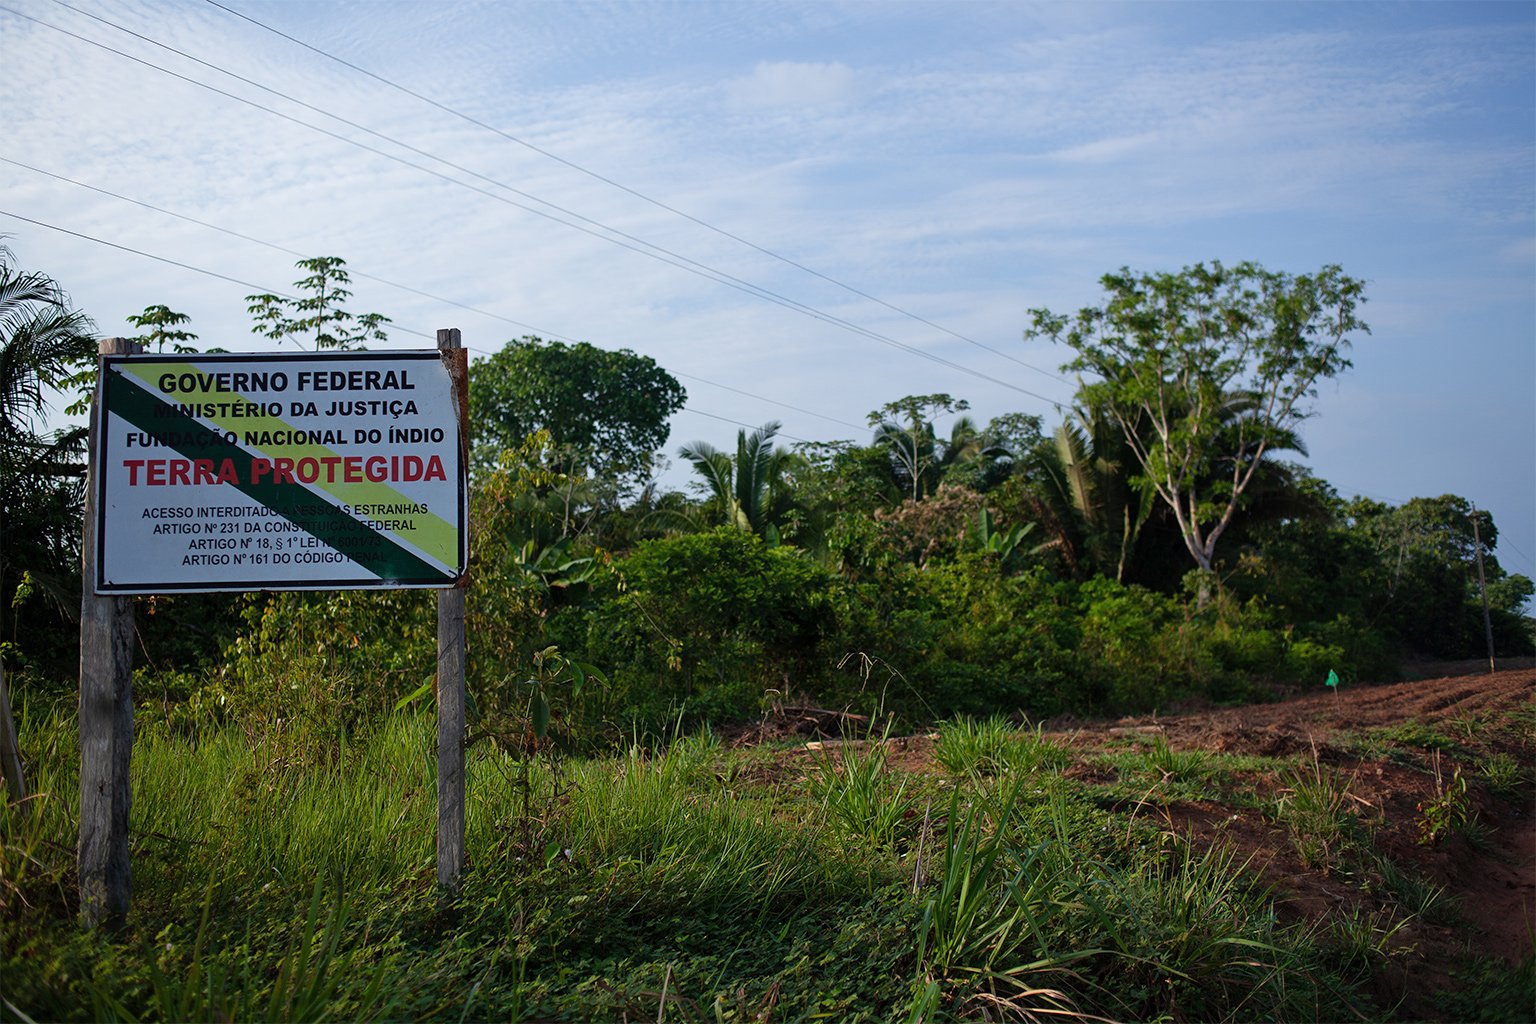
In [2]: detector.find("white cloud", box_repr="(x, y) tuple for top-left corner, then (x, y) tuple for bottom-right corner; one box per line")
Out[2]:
(3, 0), (1532, 562)
(726, 60), (861, 111)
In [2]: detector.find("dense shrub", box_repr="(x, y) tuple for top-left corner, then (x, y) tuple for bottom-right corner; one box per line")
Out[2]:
(575, 529), (841, 734)
(836, 558), (1081, 721)
(218, 589), (437, 733)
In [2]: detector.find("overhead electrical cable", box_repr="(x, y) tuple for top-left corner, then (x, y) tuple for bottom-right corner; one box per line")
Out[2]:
(668, 372), (862, 431)
(15, 2), (1059, 405)
(3, 157), (561, 341)
(0, 210), (439, 344)
(0, 202), (864, 433)
(675, 408), (812, 444)
(201, 0), (1069, 386)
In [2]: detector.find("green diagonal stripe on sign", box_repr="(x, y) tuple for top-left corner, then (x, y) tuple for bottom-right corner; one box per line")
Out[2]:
(105, 369), (448, 583)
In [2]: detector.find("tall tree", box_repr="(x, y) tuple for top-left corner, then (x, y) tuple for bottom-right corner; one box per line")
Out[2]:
(867, 393), (973, 502)
(1026, 261), (1367, 597)
(246, 256), (390, 351)
(0, 245), (96, 671)
(469, 337), (686, 492)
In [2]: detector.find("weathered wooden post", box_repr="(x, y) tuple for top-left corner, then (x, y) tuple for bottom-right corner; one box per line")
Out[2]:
(81, 336), (470, 916)
(79, 336), (139, 926)
(1471, 504), (1496, 674)
(1, 661), (27, 804)
(436, 327), (467, 890)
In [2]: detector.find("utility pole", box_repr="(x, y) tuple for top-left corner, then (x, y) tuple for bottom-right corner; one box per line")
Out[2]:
(1470, 503), (1495, 675)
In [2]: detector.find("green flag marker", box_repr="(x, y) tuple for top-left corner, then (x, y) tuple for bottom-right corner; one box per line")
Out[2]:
(1326, 669), (1340, 689)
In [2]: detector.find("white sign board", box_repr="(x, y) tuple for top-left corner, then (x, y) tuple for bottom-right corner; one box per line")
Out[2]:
(94, 351), (468, 593)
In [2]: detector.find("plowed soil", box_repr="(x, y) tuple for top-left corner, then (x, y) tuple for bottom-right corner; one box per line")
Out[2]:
(1056, 665), (1536, 1016)
(749, 661), (1536, 1018)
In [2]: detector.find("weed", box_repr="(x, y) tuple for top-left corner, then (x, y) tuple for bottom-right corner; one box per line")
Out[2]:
(1325, 904), (1412, 980)
(1446, 711), (1485, 742)
(933, 714), (1013, 775)
(1143, 735), (1214, 786)
(1416, 751), (1471, 846)
(1272, 754), (1357, 870)
(86, 878), (397, 1023)
(1505, 700), (1536, 744)
(910, 780), (1087, 1019)
(1372, 854), (1459, 926)
(1434, 951), (1536, 1023)
(933, 715), (1070, 778)
(809, 730), (918, 851)
(1372, 721), (1461, 754)
(1479, 751), (1525, 796)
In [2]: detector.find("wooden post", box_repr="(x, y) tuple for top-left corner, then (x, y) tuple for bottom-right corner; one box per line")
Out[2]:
(1471, 504), (1496, 675)
(436, 328), (467, 890)
(1, 660), (26, 804)
(79, 336), (138, 926)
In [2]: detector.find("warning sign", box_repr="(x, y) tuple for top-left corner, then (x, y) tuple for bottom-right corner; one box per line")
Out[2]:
(93, 351), (468, 593)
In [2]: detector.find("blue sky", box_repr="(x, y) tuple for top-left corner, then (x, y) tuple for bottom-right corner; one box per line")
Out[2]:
(4, 0), (1533, 583)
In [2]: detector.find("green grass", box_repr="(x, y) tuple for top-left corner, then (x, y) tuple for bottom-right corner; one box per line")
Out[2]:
(933, 715), (1072, 777)
(807, 731), (921, 852)
(1269, 756), (1360, 870)
(0, 697), (1455, 1023)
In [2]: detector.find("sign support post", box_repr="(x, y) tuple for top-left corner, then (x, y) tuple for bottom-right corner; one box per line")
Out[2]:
(436, 328), (466, 891)
(79, 335), (471, 919)
(79, 336), (139, 927)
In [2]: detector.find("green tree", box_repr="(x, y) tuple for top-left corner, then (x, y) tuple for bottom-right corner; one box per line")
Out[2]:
(1353, 495), (1533, 657)
(675, 421), (803, 543)
(1027, 261), (1368, 597)
(581, 528), (839, 729)
(469, 337), (686, 492)
(127, 304), (198, 354)
(246, 256), (390, 351)
(867, 394), (975, 502)
(0, 245), (97, 672)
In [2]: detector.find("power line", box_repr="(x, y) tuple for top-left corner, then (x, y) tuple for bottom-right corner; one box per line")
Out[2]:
(0, 205), (866, 434)
(3, 159), (865, 432)
(202, 0), (1070, 387)
(0, 208), (440, 344)
(670, 371), (863, 432)
(23, 1), (1061, 406)
(455, 344), (815, 441)
(3, 157), (560, 340)
(675, 408), (812, 445)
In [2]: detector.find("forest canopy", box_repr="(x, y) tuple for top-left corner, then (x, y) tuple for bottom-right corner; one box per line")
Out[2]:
(2, 254), (1530, 738)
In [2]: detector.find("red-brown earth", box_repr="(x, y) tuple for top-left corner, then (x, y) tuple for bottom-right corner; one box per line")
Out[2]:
(736, 660), (1536, 1018)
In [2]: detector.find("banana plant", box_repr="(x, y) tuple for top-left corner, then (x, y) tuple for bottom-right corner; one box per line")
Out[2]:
(508, 536), (596, 597)
(975, 507), (1041, 572)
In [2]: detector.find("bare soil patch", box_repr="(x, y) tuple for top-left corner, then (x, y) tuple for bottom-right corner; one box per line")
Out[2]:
(747, 668), (1536, 1017)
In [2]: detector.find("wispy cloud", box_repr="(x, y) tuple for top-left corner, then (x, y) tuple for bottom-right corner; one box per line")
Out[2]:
(3, 0), (1532, 567)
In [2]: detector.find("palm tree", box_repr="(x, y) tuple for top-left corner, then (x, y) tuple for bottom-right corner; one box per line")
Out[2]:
(2, 246), (97, 619)
(1, 246), (97, 800)
(872, 413), (988, 502)
(1028, 408), (1150, 583)
(674, 421), (803, 542)
(1, 246), (96, 441)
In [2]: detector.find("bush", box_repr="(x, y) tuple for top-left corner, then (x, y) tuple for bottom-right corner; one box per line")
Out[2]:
(1076, 577), (1214, 711)
(576, 529), (841, 734)
(218, 589), (437, 733)
(828, 557), (1081, 722)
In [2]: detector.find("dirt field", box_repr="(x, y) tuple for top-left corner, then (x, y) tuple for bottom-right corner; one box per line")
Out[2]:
(755, 662), (1536, 1017)
(1059, 665), (1536, 1013)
